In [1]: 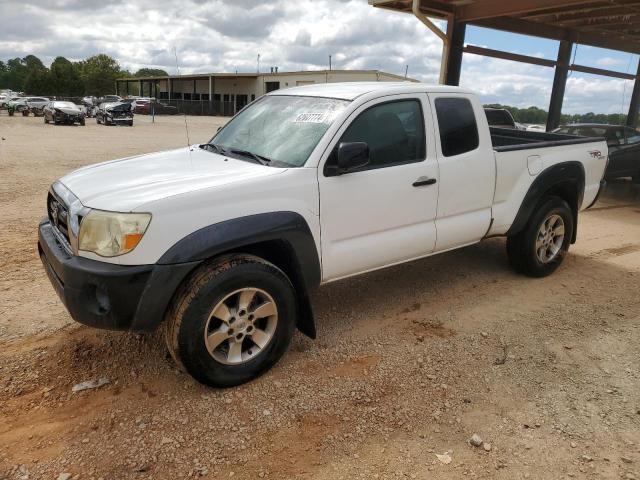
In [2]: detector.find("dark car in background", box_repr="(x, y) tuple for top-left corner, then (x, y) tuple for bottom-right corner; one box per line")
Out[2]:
(96, 101), (133, 126)
(43, 101), (85, 125)
(553, 124), (640, 182)
(133, 99), (179, 115)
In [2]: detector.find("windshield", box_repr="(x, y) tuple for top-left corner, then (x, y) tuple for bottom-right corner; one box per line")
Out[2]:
(209, 95), (349, 167)
(54, 101), (77, 109)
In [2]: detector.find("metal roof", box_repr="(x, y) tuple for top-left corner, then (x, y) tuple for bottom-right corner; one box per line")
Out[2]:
(370, 0), (640, 54)
(117, 69), (411, 82)
(267, 81), (473, 100)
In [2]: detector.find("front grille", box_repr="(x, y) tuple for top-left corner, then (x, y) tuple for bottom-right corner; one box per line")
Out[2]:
(47, 192), (70, 245)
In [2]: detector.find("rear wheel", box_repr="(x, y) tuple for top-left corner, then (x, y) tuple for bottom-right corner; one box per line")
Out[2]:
(79, 117), (85, 126)
(507, 196), (574, 277)
(165, 254), (297, 387)
(44, 115), (49, 124)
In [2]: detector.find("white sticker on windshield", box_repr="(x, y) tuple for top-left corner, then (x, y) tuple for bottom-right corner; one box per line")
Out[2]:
(294, 113), (326, 123)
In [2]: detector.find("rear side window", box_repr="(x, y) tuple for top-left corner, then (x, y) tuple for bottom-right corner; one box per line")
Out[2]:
(435, 98), (479, 157)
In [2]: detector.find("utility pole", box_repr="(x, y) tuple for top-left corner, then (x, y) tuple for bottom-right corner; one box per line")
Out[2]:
(329, 55), (332, 71)
(257, 54), (260, 73)
(405, 65), (409, 78)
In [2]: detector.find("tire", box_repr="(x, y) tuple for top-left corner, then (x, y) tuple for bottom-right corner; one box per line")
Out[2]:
(128, 120), (133, 126)
(96, 116), (101, 124)
(80, 117), (85, 126)
(44, 116), (49, 124)
(165, 254), (297, 387)
(506, 196), (574, 278)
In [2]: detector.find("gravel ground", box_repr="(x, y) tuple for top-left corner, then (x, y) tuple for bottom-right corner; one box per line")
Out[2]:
(1, 114), (639, 480)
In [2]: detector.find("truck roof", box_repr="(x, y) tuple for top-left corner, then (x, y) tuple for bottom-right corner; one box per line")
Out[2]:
(268, 82), (474, 101)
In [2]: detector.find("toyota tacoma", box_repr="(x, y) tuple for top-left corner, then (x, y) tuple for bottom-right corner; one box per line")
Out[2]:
(38, 83), (608, 387)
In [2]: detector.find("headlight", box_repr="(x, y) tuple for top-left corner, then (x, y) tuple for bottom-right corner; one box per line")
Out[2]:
(79, 210), (151, 257)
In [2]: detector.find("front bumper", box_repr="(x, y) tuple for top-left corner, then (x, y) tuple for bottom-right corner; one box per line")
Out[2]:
(38, 220), (199, 332)
(57, 113), (83, 123)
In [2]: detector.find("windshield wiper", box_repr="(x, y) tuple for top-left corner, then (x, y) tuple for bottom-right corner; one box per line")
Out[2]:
(226, 148), (272, 165)
(200, 143), (272, 165)
(200, 142), (227, 155)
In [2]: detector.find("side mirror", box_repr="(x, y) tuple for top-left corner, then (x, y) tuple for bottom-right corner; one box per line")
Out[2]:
(327, 142), (370, 176)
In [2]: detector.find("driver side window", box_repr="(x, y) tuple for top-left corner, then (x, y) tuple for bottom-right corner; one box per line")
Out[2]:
(326, 99), (426, 174)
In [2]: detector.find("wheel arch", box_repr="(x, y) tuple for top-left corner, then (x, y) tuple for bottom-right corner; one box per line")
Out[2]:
(507, 161), (585, 244)
(155, 212), (321, 339)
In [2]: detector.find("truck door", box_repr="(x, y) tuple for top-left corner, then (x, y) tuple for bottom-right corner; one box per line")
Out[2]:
(318, 94), (439, 281)
(428, 94), (495, 251)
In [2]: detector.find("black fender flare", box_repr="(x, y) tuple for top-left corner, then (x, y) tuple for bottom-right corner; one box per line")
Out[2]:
(506, 161), (585, 243)
(157, 211), (321, 338)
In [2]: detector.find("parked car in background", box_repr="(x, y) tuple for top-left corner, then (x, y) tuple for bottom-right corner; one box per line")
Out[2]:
(24, 97), (51, 116)
(134, 99), (178, 115)
(7, 96), (28, 111)
(82, 96), (98, 118)
(553, 124), (640, 182)
(484, 107), (517, 129)
(43, 101), (86, 125)
(0, 91), (21, 108)
(100, 95), (123, 104)
(96, 101), (133, 126)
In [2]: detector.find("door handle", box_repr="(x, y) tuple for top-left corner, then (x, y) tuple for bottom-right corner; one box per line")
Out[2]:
(412, 177), (437, 187)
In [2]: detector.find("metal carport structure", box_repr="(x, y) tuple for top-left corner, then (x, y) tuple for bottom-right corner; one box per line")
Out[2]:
(369, 0), (640, 130)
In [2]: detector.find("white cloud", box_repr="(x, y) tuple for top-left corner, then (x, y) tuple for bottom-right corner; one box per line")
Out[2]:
(0, 0), (637, 114)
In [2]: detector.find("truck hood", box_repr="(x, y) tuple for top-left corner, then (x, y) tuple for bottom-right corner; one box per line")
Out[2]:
(60, 146), (286, 211)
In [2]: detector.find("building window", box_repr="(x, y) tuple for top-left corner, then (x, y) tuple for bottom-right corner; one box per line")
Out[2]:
(265, 81), (280, 93)
(251, 94), (255, 101)
(201, 93), (209, 101)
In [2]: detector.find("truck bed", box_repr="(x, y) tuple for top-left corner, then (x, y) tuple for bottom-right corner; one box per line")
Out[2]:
(490, 127), (603, 152)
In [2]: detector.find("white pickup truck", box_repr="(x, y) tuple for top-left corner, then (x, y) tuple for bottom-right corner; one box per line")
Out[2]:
(39, 82), (608, 387)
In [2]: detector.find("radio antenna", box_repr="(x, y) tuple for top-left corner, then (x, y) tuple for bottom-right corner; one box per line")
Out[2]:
(173, 47), (192, 152)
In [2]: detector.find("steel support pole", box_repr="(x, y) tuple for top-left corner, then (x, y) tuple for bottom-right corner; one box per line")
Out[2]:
(546, 40), (573, 132)
(445, 21), (466, 86)
(627, 62), (640, 129)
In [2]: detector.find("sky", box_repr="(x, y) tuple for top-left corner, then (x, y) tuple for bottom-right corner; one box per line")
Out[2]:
(1, 0), (638, 114)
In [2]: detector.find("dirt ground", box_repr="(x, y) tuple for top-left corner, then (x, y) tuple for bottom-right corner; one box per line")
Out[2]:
(1, 114), (639, 480)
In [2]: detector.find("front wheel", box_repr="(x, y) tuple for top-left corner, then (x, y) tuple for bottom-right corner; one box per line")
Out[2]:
(165, 254), (297, 387)
(507, 196), (574, 277)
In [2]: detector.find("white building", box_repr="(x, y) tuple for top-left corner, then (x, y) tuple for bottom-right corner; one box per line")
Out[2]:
(116, 69), (415, 115)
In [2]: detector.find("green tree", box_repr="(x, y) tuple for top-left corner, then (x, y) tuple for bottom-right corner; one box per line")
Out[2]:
(134, 68), (168, 77)
(78, 54), (123, 96)
(21, 55), (48, 94)
(49, 56), (83, 96)
(3, 57), (28, 91)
